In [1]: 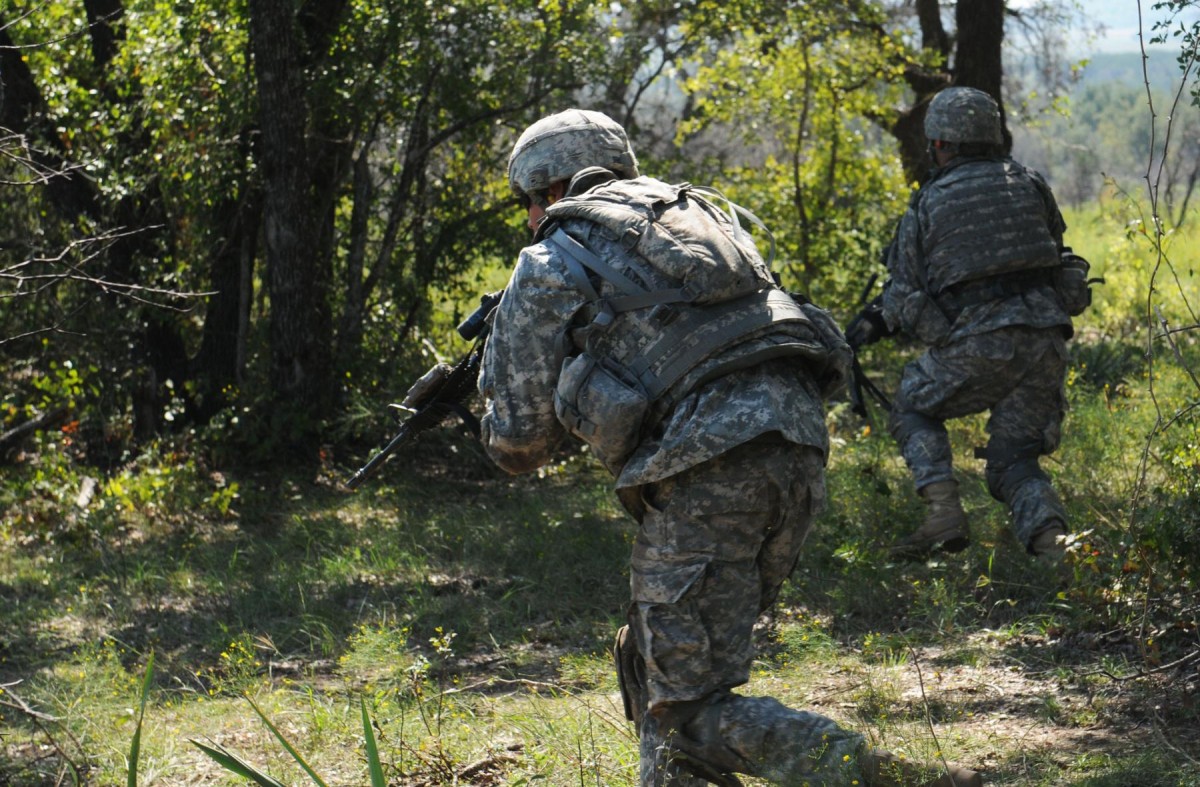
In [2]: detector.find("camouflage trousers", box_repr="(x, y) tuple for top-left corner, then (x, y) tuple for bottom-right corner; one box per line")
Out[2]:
(627, 434), (865, 786)
(888, 325), (1070, 549)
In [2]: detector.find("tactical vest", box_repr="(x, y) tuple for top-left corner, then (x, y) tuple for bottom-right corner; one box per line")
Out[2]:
(920, 158), (1060, 294)
(538, 172), (842, 472)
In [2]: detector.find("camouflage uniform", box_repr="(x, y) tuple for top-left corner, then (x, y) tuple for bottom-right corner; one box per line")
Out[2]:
(480, 170), (867, 782)
(880, 151), (1073, 551)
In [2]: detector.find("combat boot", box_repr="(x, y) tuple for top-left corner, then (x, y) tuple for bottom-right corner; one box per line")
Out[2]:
(890, 481), (970, 561)
(859, 749), (983, 786)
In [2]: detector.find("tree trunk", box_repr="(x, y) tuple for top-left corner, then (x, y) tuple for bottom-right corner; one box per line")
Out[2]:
(194, 182), (261, 419)
(954, 0), (1010, 152)
(890, 0), (1008, 183)
(248, 0), (333, 429)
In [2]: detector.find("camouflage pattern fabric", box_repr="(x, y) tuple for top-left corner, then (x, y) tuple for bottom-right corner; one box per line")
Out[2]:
(880, 156), (1072, 345)
(630, 437), (866, 785)
(888, 325), (1070, 549)
(924, 87), (1003, 145)
(479, 214), (828, 490)
(507, 108), (639, 198)
(918, 158), (1060, 293)
(876, 154), (1074, 549)
(481, 175), (850, 785)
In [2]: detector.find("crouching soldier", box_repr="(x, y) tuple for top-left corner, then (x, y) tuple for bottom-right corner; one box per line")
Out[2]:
(480, 107), (983, 787)
(849, 87), (1088, 562)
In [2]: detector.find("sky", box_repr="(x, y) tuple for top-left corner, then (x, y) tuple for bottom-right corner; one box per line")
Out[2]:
(1072, 0), (1200, 54)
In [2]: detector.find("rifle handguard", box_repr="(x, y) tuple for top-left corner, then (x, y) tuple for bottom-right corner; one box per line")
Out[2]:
(401, 362), (453, 410)
(844, 295), (892, 350)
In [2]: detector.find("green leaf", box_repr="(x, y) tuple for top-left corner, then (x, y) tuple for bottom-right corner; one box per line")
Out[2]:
(127, 651), (155, 787)
(360, 697), (386, 787)
(189, 739), (289, 787)
(245, 695), (330, 787)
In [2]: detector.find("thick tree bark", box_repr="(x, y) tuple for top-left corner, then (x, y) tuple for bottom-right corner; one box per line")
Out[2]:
(248, 0), (334, 425)
(890, 0), (1008, 183)
(954, 0), (1010, 151)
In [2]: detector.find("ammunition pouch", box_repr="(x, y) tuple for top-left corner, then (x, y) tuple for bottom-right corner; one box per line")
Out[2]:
(613, 625), (647, 728)
(1055, 247), (1100, 316)
(555, 354), (651, 472)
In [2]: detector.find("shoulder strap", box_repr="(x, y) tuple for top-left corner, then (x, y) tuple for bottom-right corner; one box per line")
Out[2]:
(545, 228), (698, 314)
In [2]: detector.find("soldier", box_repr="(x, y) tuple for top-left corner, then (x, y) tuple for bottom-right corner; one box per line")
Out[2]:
(479, 107), (981, 787)
(846, 86), (1078, 561)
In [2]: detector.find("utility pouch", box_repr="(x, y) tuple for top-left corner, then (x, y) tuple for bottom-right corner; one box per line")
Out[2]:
(794, 299), (853, 398)
(1055, 248), (1098, 316)
(901, 289), (953, 346)
(554, 352), (650, 470)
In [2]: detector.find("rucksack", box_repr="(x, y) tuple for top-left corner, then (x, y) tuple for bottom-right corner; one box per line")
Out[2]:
(538, 170), (849, 471)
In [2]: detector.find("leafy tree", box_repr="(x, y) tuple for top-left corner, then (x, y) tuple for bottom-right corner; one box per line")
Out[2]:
(676, 0), (911, 303)
(1, 0), (612, 453)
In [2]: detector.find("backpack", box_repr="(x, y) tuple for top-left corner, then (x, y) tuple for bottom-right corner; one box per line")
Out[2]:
(539, 170), (849, 471)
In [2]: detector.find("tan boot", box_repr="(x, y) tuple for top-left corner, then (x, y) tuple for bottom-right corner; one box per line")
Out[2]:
(860, 748), (984, 786)
(890, 481), (970, 561)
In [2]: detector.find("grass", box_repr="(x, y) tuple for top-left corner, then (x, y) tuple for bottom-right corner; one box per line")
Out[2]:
(3, 371), (1198, 785)
(1, 207), (1199, 784)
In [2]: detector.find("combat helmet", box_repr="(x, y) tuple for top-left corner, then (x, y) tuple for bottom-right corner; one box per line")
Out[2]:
(924, 87), (1003, 145)
(507, 109), (639, 204)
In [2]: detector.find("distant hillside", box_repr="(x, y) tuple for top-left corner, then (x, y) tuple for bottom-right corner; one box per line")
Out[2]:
(1010, 45), (1198, 213)
(1076, 47), (1192, 89)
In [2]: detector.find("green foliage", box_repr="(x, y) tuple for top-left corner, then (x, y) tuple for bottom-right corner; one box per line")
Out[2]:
(1, 0), (1199, 782)
(1150, 0), (1200, 104)
(127, 652), (155, 787)
(676, 2), (913, 306)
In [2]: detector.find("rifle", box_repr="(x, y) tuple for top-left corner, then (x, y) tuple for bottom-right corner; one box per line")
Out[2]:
(844, 273), (893, 421)
(345, 290), (504, 490)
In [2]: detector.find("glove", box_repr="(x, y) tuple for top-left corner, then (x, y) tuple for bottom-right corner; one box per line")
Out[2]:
(845, 298), (891, 350)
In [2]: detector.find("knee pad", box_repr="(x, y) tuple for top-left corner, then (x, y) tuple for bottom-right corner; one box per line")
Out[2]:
(981, 441), (1048, 502)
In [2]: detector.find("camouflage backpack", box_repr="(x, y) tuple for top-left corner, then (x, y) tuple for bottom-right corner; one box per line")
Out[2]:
(538, 169), (850, 471)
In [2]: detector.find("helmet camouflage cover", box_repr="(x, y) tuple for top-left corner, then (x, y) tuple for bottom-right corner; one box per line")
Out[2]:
(924, 87), (1003, 145)
(507, 108), (639, 198)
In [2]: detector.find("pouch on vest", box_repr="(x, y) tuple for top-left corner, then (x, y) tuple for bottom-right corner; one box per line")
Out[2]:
(1055, 248), (1098, 317)
(554, 352), (651, 470)
(900, 289), (953, 346)
(793, 299), (853, 397)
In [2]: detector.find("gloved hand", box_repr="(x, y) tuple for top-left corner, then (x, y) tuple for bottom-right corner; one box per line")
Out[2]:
(844, 298), (891, 350)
